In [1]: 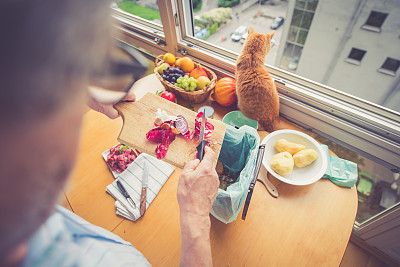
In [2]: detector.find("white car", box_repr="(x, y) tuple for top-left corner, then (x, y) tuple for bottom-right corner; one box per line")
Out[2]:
(231, 26), (248, 42)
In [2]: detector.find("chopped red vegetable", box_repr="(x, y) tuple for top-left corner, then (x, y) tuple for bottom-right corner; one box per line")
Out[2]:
(106, 144), (141, 173)
(194, 111), (214, 139)
(146, 127), (176, 159)
(174, 115), (190, 139)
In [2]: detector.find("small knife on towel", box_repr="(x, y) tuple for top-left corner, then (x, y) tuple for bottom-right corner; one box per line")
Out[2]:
(116, 180), (136, 209)
(140, 161), (149, 216)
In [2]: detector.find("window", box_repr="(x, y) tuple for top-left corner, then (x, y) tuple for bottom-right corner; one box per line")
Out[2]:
(345, 48), (367, 65)
(361, 11), (388, 32)
(113, 0), (400, 230)
(378, 57), (400, 76)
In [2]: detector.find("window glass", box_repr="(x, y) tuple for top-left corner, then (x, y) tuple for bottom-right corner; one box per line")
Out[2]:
(186, 0), (399, 113)
(348, 48), (367, 61)
(381, 57), (400, 72)
(365, 11), (388, 28)
(115, 0), (162, 25)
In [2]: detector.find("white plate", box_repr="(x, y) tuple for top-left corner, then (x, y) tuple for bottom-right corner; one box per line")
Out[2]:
(261, 130), (328, 186)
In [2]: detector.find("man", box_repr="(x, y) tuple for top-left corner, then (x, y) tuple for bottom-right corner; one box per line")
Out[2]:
(0, 1), (219, 266)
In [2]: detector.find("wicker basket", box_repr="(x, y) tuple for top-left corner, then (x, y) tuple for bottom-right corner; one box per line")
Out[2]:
(154, 55), (217, 103)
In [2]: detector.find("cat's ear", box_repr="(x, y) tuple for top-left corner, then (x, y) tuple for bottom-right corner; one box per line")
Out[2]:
(248, 27), (255, 36)
(267, 30), (275, 39)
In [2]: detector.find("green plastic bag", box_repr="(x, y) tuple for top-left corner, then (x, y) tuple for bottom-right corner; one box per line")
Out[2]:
(211, 124), (260, 223)
(321, 145), (358, 187)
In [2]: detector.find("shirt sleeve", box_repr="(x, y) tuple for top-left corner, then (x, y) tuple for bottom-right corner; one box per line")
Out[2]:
(21, 205), (151, 267)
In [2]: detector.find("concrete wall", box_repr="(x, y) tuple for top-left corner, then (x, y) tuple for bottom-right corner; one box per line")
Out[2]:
(291, 0), (400, 112)
(327, 0), (400, 109)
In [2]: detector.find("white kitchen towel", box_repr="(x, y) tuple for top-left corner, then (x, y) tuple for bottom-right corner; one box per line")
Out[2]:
(105, 152), (175, 221)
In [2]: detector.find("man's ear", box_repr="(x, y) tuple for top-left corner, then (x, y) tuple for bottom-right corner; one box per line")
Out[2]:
(248, 27), (255, 36)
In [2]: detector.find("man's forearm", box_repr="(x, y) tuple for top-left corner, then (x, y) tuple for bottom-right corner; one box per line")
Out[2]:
(180, 214), (212, 267)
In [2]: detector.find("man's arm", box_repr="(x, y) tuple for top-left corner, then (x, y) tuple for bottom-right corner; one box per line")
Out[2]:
(177, 147), (219, 266)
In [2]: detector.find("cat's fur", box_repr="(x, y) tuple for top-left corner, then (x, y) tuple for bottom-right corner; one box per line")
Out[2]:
(236, 27), (280, 132)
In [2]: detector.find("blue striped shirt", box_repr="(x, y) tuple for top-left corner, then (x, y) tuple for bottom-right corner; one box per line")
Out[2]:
(21, 206), (151, 267)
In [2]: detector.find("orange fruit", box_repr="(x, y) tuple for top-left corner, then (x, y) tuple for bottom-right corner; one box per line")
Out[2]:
(163, 53), (176, 65)
(176, 57), (194, 73)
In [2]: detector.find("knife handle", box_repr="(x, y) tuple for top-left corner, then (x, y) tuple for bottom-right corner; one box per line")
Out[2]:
(196, 140), (207, 161)
(241, 188), (254, 220)
(117, 180), (130, 198)
(140, 187), (147, 216)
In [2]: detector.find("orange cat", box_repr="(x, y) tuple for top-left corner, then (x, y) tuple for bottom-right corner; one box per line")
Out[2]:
(236, 27), (280, 132)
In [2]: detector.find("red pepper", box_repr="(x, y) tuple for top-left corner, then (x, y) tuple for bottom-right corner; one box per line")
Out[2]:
(160, 91), (176, 102)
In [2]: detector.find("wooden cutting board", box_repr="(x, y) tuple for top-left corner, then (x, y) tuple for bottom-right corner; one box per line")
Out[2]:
(114, 93), (226, 168)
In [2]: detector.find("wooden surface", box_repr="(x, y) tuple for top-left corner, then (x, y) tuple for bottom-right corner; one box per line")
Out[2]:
(115, 93), (226, 168)
(65, 74), (358, 266)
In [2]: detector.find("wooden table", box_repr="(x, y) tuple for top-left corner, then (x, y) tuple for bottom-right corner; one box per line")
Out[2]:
(64, 74), (358, 266)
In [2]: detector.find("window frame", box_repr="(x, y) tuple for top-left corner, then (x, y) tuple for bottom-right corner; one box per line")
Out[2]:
(113, 0), (400, 175)
(377, 57), (400, 77)
(361, 10), (389, 33)
(345, 47), (367, 65)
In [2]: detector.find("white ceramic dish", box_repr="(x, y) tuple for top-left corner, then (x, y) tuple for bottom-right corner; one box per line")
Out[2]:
(261, 129), (328, 186)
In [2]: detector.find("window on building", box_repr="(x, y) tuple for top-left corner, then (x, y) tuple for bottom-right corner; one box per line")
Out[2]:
(361, 11), (388, 32)
(345, 48), (367, 65)
(378, 57), (400, 76)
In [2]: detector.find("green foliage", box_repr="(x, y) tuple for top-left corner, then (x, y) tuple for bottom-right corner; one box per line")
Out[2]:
(218, 0), (240, 8)
(200, 7), (232, 25)
(192, 0), (203, 12)
(210, 22), (218, 35)
(118, 1), (161, 21)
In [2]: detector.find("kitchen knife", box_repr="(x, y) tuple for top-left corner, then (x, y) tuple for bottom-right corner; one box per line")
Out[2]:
(140, 161), (149, 216)
(242, 144), (266, 220)
(116, 180), (136, 209)
(196, 112), (207, 161)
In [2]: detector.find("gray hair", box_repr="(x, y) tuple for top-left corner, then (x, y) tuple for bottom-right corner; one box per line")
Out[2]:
(0, 0), (112, 125)
(0, 0), (112, 261)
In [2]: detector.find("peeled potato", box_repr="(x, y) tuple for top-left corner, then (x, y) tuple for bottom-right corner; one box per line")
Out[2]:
(275, 139), (306, 155)
(270, 152), (294, 176)
(293, 149), (318, 168)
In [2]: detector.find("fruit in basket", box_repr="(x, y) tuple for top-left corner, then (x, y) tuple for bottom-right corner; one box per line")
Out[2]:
(196, 76), (210, 90)
(157, 62), (170, 74)
(163, 53), (176, 64)
(213, 77), (237, 106)
(176, 57), (195, 73)
(175, 76), (197, 91)
(161, 67), (184, 83)
(190, 64), (207, 79)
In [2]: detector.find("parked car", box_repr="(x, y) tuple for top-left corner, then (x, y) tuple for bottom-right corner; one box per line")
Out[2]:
(239, 31), (248, 44)
(288, 56), (299, 70)
(270, 16), (285, 30)
(231, 25), (248, 42)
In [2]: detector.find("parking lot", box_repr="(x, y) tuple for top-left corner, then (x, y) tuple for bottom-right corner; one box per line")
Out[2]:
(200, 1), (288, 65)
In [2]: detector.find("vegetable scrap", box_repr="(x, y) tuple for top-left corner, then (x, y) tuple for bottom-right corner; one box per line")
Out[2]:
(106, 144), (141, 173)
(193, 111), (214, 139)
(146, 110), (215, 160)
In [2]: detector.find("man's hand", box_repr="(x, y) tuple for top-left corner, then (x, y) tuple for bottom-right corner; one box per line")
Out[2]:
(177, 146), (219, 217)
(177, 146), (219, 267)
(87, 91), (136, 119)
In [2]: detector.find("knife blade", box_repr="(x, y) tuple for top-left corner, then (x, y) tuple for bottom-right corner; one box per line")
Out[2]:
(140, 161), (149, 216)
(196, 112), (207, 161)
(116, 180), (136, 209)
(242, 144), (266, 220)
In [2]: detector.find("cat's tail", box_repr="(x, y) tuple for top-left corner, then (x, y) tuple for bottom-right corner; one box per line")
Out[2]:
(259, 117), (281, 133)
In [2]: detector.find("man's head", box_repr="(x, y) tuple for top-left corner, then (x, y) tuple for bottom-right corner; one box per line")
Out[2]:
(0, 0), (111, 263)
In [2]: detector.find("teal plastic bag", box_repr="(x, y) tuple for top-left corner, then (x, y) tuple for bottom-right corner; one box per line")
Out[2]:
(321, 145), (358, 187)
(211, 125), (260, 223)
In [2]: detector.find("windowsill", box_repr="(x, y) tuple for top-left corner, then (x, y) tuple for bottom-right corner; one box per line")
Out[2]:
(345, 58), (362, 65)
(377, 68), (397, 77)
(361, 24), (382, 33)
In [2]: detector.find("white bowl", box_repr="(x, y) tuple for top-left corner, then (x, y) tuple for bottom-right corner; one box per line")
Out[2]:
(261, 129), (328, 186)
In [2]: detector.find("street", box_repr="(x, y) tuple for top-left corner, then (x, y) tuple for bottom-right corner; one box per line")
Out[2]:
(195, 1), (288, 65)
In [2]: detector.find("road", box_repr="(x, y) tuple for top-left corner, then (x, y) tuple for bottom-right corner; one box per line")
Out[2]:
(195, 1), (288, 65)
